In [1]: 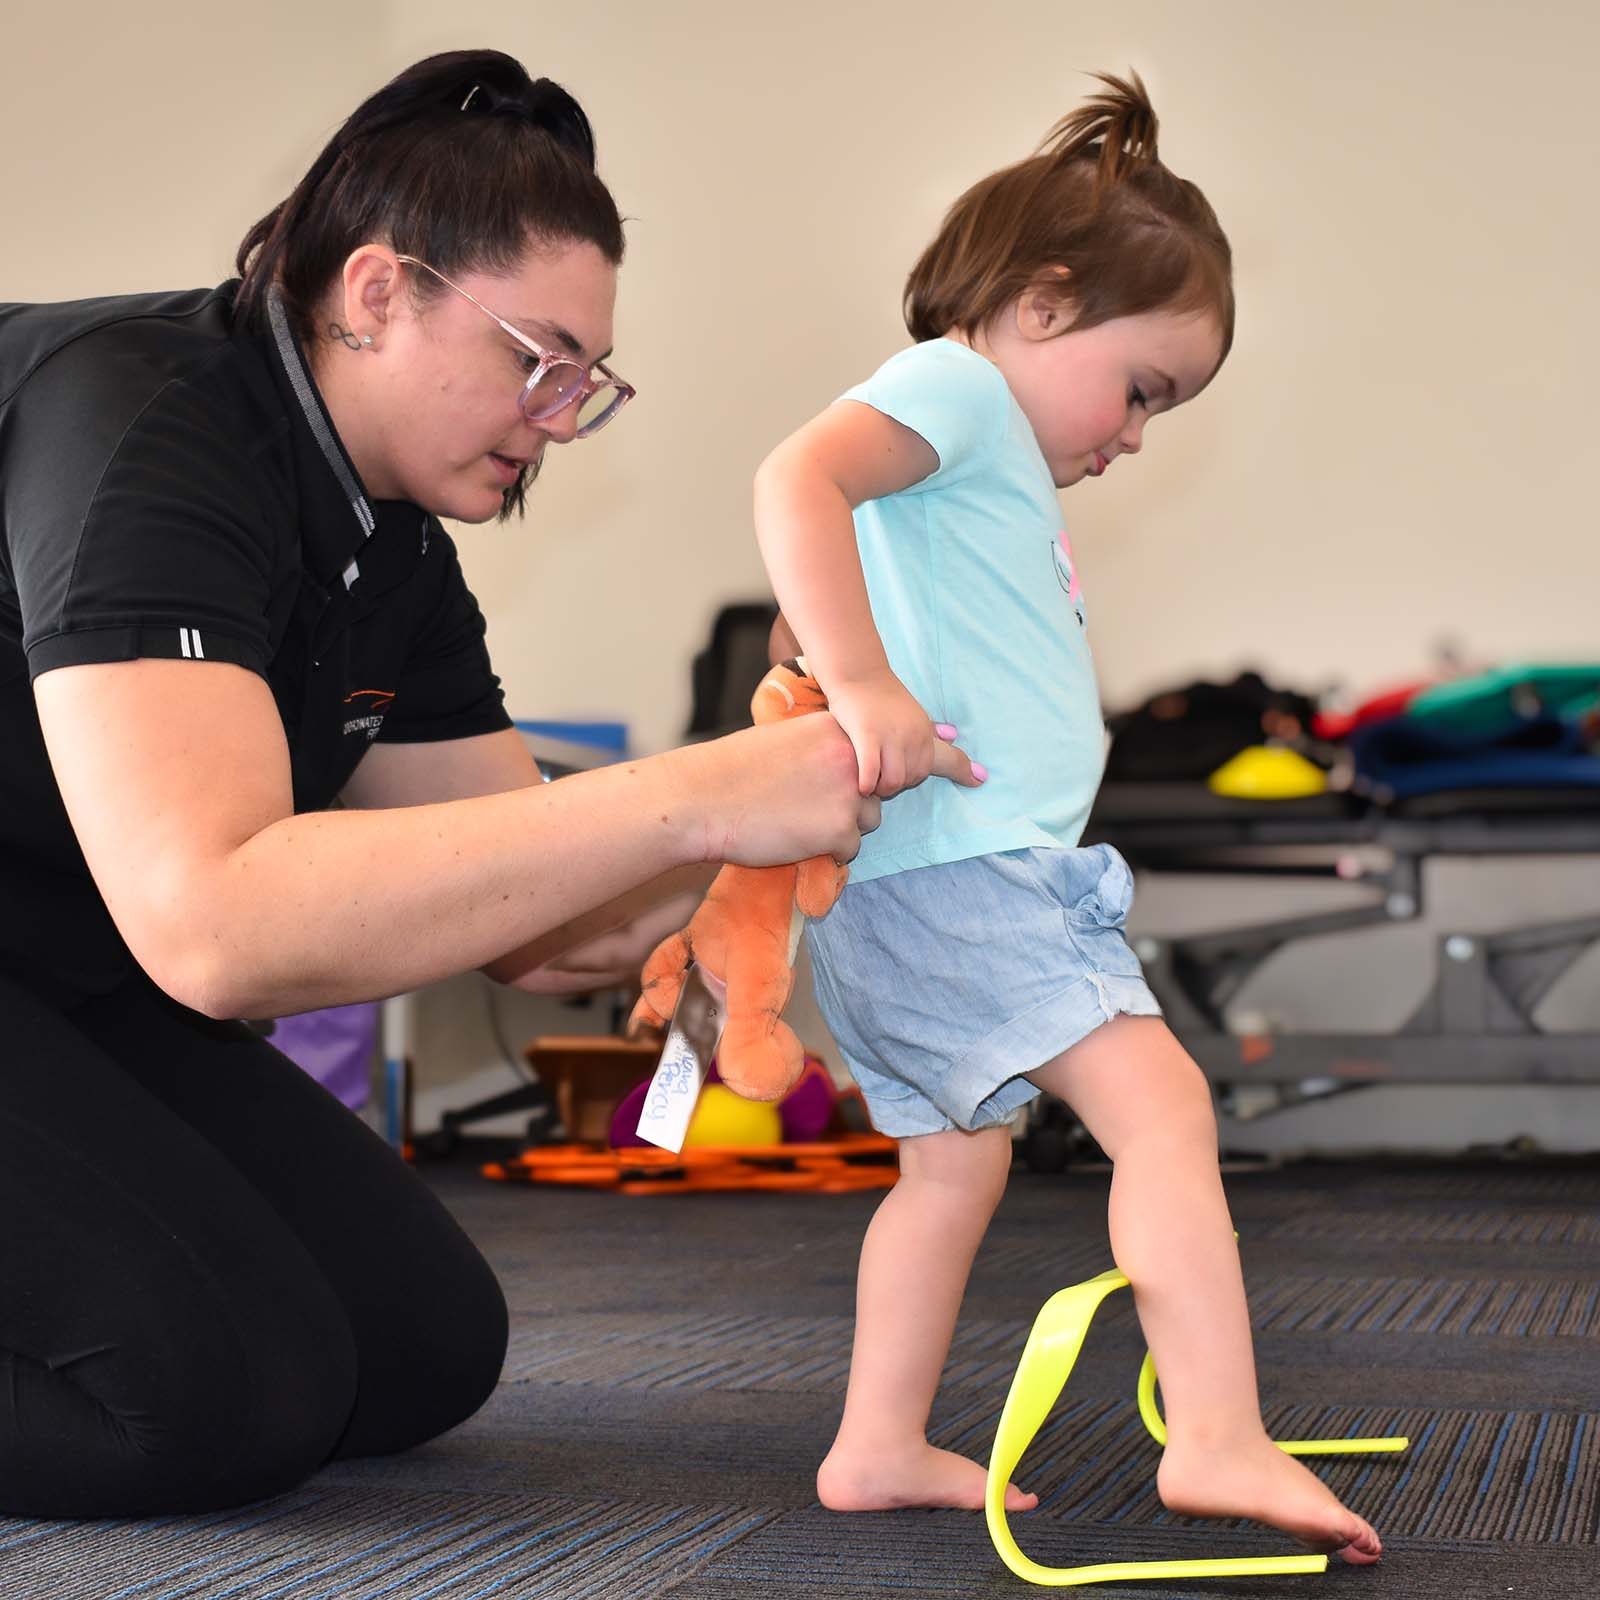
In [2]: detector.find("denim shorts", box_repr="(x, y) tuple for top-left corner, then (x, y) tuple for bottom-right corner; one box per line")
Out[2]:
(804, 843), (1162, 1139)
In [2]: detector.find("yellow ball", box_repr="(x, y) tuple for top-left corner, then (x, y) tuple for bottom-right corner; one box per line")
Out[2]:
(683, 1083), (784, 1148)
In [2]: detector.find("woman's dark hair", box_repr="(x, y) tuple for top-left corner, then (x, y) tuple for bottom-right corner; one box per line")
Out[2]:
(904, 72), (1233, 368)
(234, 49), (625, 344)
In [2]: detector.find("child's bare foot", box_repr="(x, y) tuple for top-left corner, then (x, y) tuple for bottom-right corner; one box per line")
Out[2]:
(1157, 1431), (1382, 1564)
(817, 1440), (1038, 1513)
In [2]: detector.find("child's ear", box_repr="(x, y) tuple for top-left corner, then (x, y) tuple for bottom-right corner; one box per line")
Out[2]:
(1016, 266), (1075, 343)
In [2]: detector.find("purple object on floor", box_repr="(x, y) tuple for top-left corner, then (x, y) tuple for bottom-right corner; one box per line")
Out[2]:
(778, 1062), (836, 1143)
(270, 1002), (377, 1111)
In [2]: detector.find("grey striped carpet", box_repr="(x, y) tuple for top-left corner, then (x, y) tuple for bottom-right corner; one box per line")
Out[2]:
(3, 1156), (1596, 1597)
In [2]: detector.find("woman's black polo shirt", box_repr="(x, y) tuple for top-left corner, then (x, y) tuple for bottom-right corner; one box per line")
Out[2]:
(0, 280), (512, 1001)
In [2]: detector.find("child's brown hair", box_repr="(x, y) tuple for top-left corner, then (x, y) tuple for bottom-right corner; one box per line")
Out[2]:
(904, 72), (1233, 364)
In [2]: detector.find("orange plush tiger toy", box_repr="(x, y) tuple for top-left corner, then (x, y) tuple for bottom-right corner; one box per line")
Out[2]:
(628, 659), (848, 1102)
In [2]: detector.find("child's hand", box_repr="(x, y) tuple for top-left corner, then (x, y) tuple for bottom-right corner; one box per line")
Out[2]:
(827, 669), (945, 799)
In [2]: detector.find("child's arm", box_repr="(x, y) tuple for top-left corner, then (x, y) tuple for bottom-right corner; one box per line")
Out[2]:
(754, 401), (943, 799)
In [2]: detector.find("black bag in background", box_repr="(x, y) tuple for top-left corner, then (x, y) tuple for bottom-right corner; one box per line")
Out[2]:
(685, 602), (780, 739)
(1104, 671), (1319, 783)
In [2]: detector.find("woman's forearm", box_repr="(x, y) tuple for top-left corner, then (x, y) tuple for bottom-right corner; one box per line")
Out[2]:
(482, 862), (715, 987)
(188, 750), (711, 1018)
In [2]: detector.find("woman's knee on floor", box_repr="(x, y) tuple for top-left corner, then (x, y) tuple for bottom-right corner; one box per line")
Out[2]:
(328, 1228), (508, 1461)
(426, 1244), (510, 1428)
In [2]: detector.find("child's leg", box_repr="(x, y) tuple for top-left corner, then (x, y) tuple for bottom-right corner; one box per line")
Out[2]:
(817, 1123), (1037, 1513)
(1029, 1015), (1381, 1563)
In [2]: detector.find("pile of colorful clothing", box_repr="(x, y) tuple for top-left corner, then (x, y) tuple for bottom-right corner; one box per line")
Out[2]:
(1105, 664), (1600, 803)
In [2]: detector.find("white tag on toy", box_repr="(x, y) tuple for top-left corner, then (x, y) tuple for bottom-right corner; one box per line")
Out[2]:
(635, 962), (728, 1152)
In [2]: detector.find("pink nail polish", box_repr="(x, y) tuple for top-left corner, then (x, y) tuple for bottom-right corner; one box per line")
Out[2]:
(936, 723), (958, 740)
(971, 762), (989, 782)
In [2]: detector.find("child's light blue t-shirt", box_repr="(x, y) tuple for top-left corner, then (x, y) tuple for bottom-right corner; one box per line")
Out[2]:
(838, 338), (1106, 884)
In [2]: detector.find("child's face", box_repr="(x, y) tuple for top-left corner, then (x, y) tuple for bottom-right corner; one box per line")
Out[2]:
(988, 295), (1225, 489)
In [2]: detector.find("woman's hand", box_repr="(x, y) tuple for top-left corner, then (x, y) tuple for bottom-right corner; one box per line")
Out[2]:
(825, 667), (942, 799)
(684, 709), (982, 869)
(500, 881), (709, 995)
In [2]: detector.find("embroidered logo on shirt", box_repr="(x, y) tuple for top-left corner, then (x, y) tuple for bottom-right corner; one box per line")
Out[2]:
(343, 688), (396, 740)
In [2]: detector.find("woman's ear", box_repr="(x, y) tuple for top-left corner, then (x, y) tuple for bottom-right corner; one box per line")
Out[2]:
(1016, 266), (1074, 343)
(339, 245), (404, 347)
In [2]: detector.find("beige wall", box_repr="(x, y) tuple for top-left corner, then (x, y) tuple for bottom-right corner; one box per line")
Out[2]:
(11, 1), (1593, 752)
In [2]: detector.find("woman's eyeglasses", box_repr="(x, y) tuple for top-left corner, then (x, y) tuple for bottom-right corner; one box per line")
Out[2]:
(396, 255), (634, 438)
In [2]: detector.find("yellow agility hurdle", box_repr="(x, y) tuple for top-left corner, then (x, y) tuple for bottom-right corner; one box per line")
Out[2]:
(986, 1266), (1411, 1586)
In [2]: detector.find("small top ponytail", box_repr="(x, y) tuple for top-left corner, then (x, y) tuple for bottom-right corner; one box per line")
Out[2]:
(1039, 72), (1160, 199)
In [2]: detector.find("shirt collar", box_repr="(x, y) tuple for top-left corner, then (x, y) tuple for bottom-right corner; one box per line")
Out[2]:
(260, 286), (384, 589)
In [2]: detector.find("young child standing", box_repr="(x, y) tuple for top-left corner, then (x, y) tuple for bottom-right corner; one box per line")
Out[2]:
(754, 74), (1381, 1562)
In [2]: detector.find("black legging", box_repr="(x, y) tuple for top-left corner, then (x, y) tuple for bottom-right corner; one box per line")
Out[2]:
(0, 968), (507, 1519)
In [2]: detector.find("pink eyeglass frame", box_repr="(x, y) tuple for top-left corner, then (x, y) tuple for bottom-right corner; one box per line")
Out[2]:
(395, 253), (634, 437)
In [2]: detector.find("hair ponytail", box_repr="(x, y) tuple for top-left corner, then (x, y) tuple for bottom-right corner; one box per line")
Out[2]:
(1040, 71), (1160, 199)
(234, 50), (623, 339)
(448, 58), (600, 166)
(903, 69), (1232, 365)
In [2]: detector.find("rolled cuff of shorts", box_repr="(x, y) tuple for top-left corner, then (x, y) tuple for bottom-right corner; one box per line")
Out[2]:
(942, 972), (1163, 1133)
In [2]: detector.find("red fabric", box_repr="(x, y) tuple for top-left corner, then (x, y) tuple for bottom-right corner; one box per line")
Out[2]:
(1313, 682), (1431, 741)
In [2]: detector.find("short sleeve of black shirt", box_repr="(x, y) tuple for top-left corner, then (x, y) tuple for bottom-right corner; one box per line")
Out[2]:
(3, 291), (284, 680)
